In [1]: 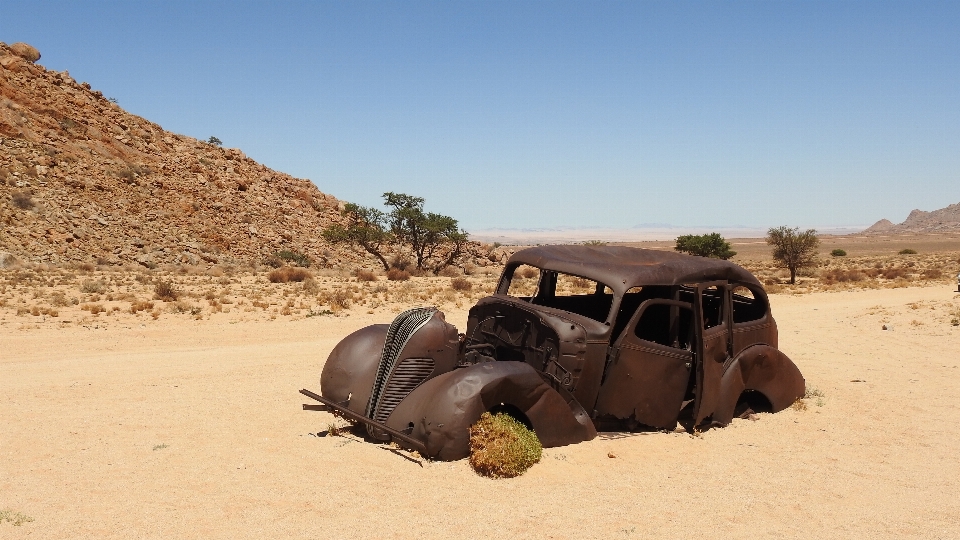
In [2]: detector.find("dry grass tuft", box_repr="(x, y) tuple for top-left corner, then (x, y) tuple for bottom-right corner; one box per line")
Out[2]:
(450, 277), (472, 291)
(387, 268), (411, 281)
(468, 412), (542, 478)
(354, 269), (377, 282)
(268, 267), (312, 283)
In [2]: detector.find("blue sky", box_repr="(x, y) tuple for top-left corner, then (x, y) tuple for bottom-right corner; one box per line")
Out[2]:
(3, 1), (959, 231)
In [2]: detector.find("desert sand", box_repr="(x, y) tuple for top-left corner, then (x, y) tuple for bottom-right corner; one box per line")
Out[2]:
(2, 284), (960, 539)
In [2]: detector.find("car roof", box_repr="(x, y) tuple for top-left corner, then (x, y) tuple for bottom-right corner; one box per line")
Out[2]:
(507, 245), (762, 293)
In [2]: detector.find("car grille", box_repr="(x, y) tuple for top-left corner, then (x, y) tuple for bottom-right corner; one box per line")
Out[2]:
(366, 307), (437, 439)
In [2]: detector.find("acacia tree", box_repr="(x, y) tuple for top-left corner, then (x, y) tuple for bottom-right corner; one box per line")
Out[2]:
(766, 226), (820, 284)
(321, 203), (392, 270)
(383, 192), (468, 272)
(674, 233), (737, 260)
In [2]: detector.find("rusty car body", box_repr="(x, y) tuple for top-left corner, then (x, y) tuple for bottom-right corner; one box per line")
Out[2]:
(301, 245), (805, 460)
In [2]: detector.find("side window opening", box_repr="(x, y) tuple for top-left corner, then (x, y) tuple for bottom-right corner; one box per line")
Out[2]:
(612, 286), (673, 340)
(633, 303), (694, 350)
(506, 264), (540, 298)
(732, 285), (767, 324)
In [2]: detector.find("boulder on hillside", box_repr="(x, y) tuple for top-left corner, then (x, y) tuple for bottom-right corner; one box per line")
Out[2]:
(10, 42), (40, 63)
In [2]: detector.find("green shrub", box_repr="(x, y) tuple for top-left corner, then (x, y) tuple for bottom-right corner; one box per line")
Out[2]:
(469, 412), (542, 478)
(830, 249), (847, 257)
(675, 233), (736, 260)
(277, 250), (311, 267)
(898, 249), (917, 255)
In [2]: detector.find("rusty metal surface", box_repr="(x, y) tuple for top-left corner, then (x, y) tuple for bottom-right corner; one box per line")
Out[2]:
(306, 246), (806, 460)
(299, 389), (428, 455)
(505, 245), (762, 294)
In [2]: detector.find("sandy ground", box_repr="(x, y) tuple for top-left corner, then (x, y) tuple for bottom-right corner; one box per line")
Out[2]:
(2, 285), (960, 539)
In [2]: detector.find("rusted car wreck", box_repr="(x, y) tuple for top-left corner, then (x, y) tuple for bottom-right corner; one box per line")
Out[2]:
(301, 246), (805, 460)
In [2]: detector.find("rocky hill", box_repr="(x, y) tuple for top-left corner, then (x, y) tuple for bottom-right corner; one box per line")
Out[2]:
(0, 41), (492, 271)
(863, 202), (960, 235)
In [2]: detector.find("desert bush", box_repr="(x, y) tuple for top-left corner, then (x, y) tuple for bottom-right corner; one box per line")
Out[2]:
(81, 303), (105, 315)
(80, 279), (107, 294)
(450, 277), (472, 291)
(301, 277), (320, 295)
(154, 280), (180, 301)
(674, 233), (736, 260)
(129, 300), (154, 313)
(438, 265), (461, 277)
(329, 289), (352, 309)
(820, 268), (865, 284)
(10, 191), (34, 210)
(519, 267), (539, 279)
(921, 268), (942, 280)
(277, 250), (311, 267)
(355, 269), (378, 282)
(881, 267), (910, 280)
(268, 267), (311, 283)
(468, 412), (542, 478)
(390, 255), (412, 271)
(898, 249), (917, 255)
(387, 268), (411, 281)
(830, 249), (847, 257)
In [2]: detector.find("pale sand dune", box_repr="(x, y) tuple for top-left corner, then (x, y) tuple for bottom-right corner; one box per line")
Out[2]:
(2, 286), (959, 539)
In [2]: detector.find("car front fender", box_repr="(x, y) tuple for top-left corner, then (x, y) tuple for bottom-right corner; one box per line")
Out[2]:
(386, 361), (597, 461)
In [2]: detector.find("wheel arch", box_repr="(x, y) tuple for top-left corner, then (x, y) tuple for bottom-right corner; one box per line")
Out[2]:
(385, 361), (597, 461)
(712, 344), (805, 425)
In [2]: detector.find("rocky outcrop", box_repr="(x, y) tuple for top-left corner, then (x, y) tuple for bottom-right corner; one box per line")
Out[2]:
(864, 203), (960, 234)
(9, 43), (40, 63)
(0, 41), (493, 270)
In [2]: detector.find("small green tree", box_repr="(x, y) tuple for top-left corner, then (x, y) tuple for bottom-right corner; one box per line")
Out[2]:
(207, 136), (222, 146)
(383, 192), (468, 272)
(674, 233), (736, 260)
(322, 203), (392, 271)
(766, 226), (820, 284)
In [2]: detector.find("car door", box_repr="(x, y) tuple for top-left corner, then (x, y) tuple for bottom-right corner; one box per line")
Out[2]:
(594, 299), (695, 429)
(692, 281), (732, 426)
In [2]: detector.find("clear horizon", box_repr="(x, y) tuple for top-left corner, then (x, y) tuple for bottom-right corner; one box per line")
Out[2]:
(3, 1), (959, 231)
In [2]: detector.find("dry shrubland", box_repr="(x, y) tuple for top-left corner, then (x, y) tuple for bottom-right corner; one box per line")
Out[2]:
(0, 249), (956, 329)
(737, 251), (960, 294)
(0, 262), (501, 327)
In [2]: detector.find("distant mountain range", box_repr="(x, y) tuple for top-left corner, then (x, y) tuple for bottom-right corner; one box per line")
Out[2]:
(863, 201), (960, 235)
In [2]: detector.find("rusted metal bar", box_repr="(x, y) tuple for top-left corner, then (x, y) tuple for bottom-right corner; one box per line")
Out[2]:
(302, 404), (328, 411)
(299, 388), (428, 455)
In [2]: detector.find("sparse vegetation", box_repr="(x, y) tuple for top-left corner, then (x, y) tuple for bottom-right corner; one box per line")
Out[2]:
(674, 233), (736, 260)
(387, 268), (411, 281)
(468, 412), (542, 478)
(152, 443), (168, 451)
(354, 269), (377, 282)
(154, 280), (180, 301)
(268, 267), (311, 283)
(10, 190), (34, 210)
(767, 226), (820, 284)
(899, 248), (917, 255)
(450, 277), (472, 291)
(0, 508), (34, 526)
(276, 250), (311, 267)
(207, 136), (222, 146)
(831, 249), (847, 257)
(80, 279), (107, 294)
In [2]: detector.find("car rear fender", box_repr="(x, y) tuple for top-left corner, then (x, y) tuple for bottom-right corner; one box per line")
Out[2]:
(712, 344), (805, 425)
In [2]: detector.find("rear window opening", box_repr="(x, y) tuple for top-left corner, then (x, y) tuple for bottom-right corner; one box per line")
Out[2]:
(732, 285), (767, 324)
